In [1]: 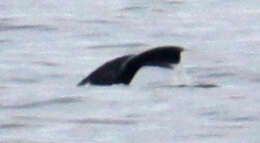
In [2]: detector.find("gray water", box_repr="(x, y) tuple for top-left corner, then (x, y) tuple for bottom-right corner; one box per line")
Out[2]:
(1, 0), (260, 143)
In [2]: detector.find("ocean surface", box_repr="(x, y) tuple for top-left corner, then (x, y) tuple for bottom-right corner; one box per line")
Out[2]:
(1, 0), (260, 143)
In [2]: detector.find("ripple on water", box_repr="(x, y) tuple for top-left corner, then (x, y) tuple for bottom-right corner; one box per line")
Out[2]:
(1, 97), (82, 109)
(193, 83), (219, 88)
(74, 32), (110, 39)
(204, 72), (236, 78)
(70, 118), (138, 125)
(87, 42), (148, 49)
(187, 67), (237, 78)
(251, 77), (260, 83)
(154, 83), (218, 89)
(199, 108), (259, 123)
(80, 19), (118, 24)
(0, 123), (28, 129)
(0, 17), (14, 24)
(0, 140), (40, 143)
(166, 0), (185, 5)
(0, 24), (57, 32)
(226, 116), (259, 123)
(0, 86), (8, 89)
(30, 61), (60, 67)
(194, 133), (225, 139)
(9, 77), (40, 84)
(14, 116), (138, 126)
(0, 39), (9, 43)
(120, 6), (147, 12)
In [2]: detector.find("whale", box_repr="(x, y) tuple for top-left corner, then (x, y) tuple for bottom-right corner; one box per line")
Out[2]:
(77, 46), (184, 86)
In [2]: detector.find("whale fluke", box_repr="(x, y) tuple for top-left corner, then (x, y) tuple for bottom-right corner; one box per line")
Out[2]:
(77, 46), (184, 86)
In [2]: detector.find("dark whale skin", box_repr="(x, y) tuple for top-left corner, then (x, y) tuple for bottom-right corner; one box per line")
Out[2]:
(77, 46), (184, 86)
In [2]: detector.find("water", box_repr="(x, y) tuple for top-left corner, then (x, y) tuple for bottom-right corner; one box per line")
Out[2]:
(1, 0), (260, 142)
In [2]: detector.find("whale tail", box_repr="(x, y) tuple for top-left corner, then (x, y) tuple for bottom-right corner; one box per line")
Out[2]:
(78, 46), (184, 86)
(118, 46), (183, 84)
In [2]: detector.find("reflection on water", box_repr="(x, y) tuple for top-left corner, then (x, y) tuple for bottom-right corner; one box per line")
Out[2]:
(1, 0), (260, 143)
